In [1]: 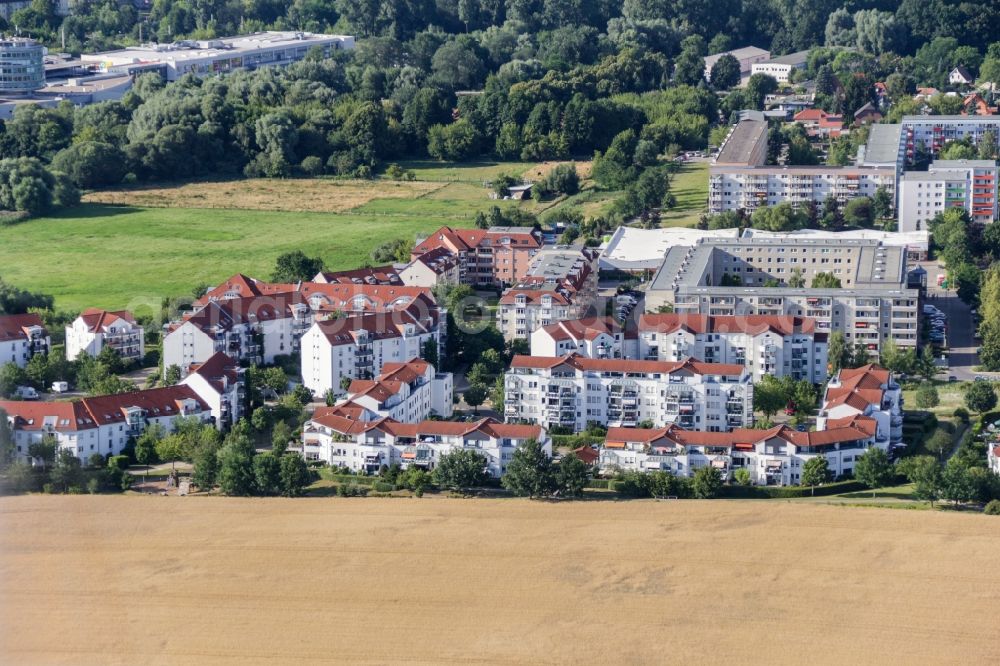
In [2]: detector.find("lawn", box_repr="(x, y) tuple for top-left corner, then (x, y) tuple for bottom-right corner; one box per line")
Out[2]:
(392, 159), (537, 182)
(0, 204), (475, 313)
(659, 161), (708, 228)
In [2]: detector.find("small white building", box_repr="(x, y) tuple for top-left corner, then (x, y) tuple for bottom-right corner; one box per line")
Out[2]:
(703, 46), (770, 81)
(179, 352), (245, 430)
(339, 358), (453, 421)
(65, 308), (145, 362)
(948, 66), (974, 87)
(750, 50), (809, 84)
(301, 413), (548, 478)
(0, 314), (49, 369)
(530, 317), (625, 359)
(1, 385), (212, 463)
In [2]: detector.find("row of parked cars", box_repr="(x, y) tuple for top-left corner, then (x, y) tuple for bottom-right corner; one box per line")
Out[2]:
(924, 304), (947, 345)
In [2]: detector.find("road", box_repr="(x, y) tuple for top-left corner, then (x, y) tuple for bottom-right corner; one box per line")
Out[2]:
(919, 261), (992, 381)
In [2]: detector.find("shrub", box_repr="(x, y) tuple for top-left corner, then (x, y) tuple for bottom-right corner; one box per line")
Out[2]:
(337, 482), (370, 497)
(67, 485), (84, 494)
(953, 407), (970, 423)
(86, 478), (100, 494)
(373, 481), (394, 493)
(42, 483), (54, 494)
(985, 499), (1000, 515)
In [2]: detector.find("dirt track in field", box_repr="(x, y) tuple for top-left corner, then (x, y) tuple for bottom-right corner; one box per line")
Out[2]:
(1, 496), (998, 665)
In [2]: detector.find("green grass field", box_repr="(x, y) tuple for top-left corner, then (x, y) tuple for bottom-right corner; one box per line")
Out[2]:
(392, 160), (536, 183)
(659, 162), (708, 227)
(0, 204), (474, 312)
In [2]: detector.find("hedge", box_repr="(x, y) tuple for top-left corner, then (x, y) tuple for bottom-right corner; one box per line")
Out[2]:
(372, 481), (394, 493)
(552, 434), (604, 448)
(718, 480), (867, 499)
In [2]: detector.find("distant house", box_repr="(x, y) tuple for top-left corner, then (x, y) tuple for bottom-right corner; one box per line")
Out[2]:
(793, 108), (844, 138)
(949, 66), (974, 87)
(962, 92), (998, 116)
(853, 102), (882, 126)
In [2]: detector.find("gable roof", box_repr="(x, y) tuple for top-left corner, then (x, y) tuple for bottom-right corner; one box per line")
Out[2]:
(538, 317), (622, 343)
(185, 352), (241, 393)
(314, 265), (401, 285)
(823, 365), (891, 411)
(78, 308), (137, 333)
(0, 313), (48, 343)
(173, 293), (304, 334)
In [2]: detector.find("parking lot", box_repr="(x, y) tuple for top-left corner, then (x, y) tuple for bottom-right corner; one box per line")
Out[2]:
(920, 261), (996, 381)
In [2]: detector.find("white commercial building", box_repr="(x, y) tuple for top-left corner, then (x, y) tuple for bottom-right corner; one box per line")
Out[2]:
(81, 31), (355, 81)
(179, 352), (245, 430)
(750, 50), (809, 84)
(65, 308), (145, 363)
(599, 226), (741, 272)
(1, 386), (212, 464)
(635, 314), (828, 383)
(897, 160), (998, 232)
(301, 413), (549, 478)
(0, 314), (49, 369)
(337, 358), (453, 422)
(504, 355), (754, 432)
(709, 165), (896, 215)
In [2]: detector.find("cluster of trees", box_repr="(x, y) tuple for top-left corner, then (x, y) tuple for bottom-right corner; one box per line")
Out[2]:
(609, 465), (724, 499)
(753, 375), (818, 422)
(0, 345), (138, 400)
(705, 191), (893, 236)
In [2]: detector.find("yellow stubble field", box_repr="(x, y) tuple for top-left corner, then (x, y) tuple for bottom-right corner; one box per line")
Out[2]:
(1, 495), (998, 665)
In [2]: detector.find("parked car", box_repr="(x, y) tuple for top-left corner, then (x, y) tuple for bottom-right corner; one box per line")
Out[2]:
(948, 375), (958, 382)
(51, 381), (68, 393)
(14, 386), (38, 400)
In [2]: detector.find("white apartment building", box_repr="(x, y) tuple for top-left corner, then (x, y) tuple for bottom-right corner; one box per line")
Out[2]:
(820, 364), (903, 449)
(163, 294), (310, 374)
(530, 317), (625, 359)
(301, 413), (549, 478)
(989, 443), (1000, 476)
(898, 160), (998, 232)
(339, 358), (453, 421)
(900, 115), (1000, 163)
(179, 352), (245, 430)
(300, 311), (442, 398)
(0, 314), (49, 369)
(65, 308), (145, 362)
(708, 165), (896, 215)
(497, 248), (599, 340)
(504, 355), (753, 432)
(1, 386), (212, 463)
(598, 414), (881, 485)
(398, 247), (460, 288)
(646, 237), (922, 353)
(750, 50), (809, 83)
(635, 314), (828, 383)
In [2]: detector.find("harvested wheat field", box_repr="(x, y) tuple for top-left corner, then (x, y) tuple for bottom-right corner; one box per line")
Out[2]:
(1, 497), (999, 665)
(83, 178), (444, 213)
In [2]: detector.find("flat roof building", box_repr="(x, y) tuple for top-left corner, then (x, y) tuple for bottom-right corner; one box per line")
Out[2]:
(714, 119), (768, 167)
(599, 226), (741, 272)
(898, 159), (998, 231)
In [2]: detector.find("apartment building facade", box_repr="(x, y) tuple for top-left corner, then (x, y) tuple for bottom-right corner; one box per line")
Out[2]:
(0, 313), (49, 369)
(820, 364), (903, 448)
(1, 386), (212, 463)
(65, 308), (145, 362)
(339, 358), (453, 422)
(398, 247), (461, 288)
(708, 165), (896, 215)
(597, 415), (881, 485)
(504, 355), (753, 432)
(178, 352), (245, 430)
(900, 115), (1000, 163)
(497, 248), (599, 340)
(635, 314), (828, 383)
(530, 317), (625, 359)
(301, 414), (549, 478)
(898, 160), (998, 231)
(646, 237), (921, 353)
(411, 225), (543, 288)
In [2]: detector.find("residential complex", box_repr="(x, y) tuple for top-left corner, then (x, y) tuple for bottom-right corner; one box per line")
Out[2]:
(504, 355), (753, 432)
(634, 314), (829, 383)
(398, 247), (461, 288)
(412, 225), (543, 288)
(820, 364), (903, 449)
(81, 31), (355, 81)
(178, 352), (245, 430)
(336, 358), (453, 422)
(0, 314), (49, 369)
(599, 226), (740, 272)
(645, 236), (921, 352)
(497, 247), (599, 340)
(65, 308), (145, 363)
(597, 415), (881, 485)
(741, 228), (930, 261)
(898, 115), (1000, 163)
(1, 386), (212, 463)
(897, 160), (998, 231)
(708, 165), (895, 215)
(301, 414), (549, 477)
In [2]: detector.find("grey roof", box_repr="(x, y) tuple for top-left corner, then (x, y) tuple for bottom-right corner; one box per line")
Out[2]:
(715, 120), (767, 166)
(930, 159), (997, 168)
(901, 115), (1000, 123)
(764, 50), (810, 66)
(861, 123), (903, 166)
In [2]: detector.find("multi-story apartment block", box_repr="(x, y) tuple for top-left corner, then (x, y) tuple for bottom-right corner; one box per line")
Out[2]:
(635, 314), (828, 383)
(411, 225), (543, 288)
(708, 165), (896, 215)
(398, 247), (461, 288)
(65, 308), (145, 362)
(301, 414), (549, 477)
(178, 352), (245, 430)
(338, 358), (453, 421)
(899, 115), (1000, 163)
(598, 414), (880, 485)
(163, 293), (311, 373)
(530, 317), (625, 359)
(898, 160), (998, 231)
(0, 386), (212, 463)
(820, 364), (903, 449)
(497, 248), (599, 340)
(0, 314), (49, 369)
(504, 355), (753, 432)
(300, 311), (443, 398)
(646, 237), (922, 353)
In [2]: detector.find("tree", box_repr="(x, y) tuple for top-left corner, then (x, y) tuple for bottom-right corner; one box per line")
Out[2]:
(754, 376), (786, 419)
(965, 381), (998, 414)
(432, 449), (488, 491)
(27, 436), (57, 470)
(811, 272), (842, 289)
(710, 54), (741, 90)
(556, 452), (591, 498)
(828, 331), (848, 373)
(941, 458), (977, 507)
(0, 406), (13, 469)
(49, 448), (83, 493)
(192, 433), (221, 491)
(925, 429), (953, 461)
(134, 424), (164, 468)
(420, 337), (439, 369)
(733, 468), (752, 486)
(854, 448), (894, 497)
(154, 433), (188, 473)
(271, 420), (292, 456)
(272, 251), (324, 283)
(843, 197), (874, 227)
(427, 119), (482, 161)
(801, 456), (830, 495)
(788, 268), (806, 288)
(50, 141), (127, 188)
(217, 421), (256, 496)
(915, 384), (940, 410)
(897, 456), (943, 506)
(501, 439), (556, 498)
(692, 466), (722, 499)
(463, 384), (487, 413)
(872, 187), (894, 220)
(278, 454), (311, 497)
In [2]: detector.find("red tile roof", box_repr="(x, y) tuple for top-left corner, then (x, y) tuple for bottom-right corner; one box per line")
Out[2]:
(78, 308), (137, 333)
(606, 420), (876, 451)
(823, 365), (890, 411)
(572, 446), (599, 465)
(186, 352), (240, 393)
(538, 317), (622, 343)
(315, 265), (401, 285)
(0, 313), (48, 343)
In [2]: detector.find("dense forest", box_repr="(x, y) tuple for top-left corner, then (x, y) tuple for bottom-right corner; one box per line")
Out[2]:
(0, 0), (998, 215)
